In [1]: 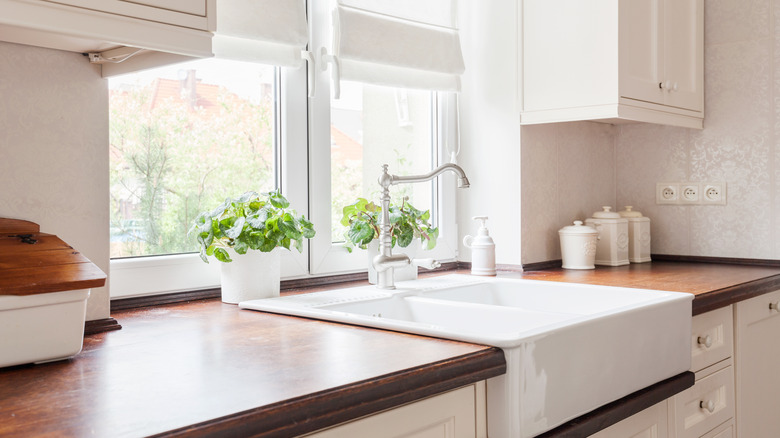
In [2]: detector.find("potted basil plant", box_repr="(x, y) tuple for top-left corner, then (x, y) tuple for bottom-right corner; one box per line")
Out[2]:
(190, 190), (315, 303)
(340, 197), (438, 283)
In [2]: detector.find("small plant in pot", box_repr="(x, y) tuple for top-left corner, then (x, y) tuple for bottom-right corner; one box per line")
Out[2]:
(340, 197), (438, 283)
(190, 190), (315, 303)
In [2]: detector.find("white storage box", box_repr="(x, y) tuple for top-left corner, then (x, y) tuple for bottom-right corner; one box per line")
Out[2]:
(0, 289), (90, 367)
(0, 217), (106, 368)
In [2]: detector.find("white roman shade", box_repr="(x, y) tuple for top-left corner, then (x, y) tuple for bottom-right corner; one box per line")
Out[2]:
(331, 0), (465, 91)
(213, 0), (309, 68)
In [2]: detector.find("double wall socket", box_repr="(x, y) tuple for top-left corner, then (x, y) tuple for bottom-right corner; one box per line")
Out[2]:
(656, 182), (726, 205)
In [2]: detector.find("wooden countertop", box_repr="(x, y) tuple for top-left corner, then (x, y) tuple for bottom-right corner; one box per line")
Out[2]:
(0, 298), (504, 438)
(2, 260), (778, 437)
(517, 261), (780, 315)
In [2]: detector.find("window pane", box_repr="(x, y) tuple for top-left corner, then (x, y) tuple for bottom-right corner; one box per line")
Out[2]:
(330, 82), (434, 242)
(109, 58), (277, 258)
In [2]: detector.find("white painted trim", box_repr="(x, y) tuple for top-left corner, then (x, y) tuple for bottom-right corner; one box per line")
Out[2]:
(109, 63), (310, 297)
(307, 0), (459, 276)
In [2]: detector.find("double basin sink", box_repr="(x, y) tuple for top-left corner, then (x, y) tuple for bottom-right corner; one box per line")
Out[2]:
(240, 274), (693, 437)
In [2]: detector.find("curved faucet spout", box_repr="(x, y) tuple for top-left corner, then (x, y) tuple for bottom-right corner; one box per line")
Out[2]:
(373, 163), (470, 289)
(379, 163), (470, 189)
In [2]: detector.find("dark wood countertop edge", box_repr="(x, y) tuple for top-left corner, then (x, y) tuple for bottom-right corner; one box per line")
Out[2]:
(693, 273), (780, 315)
(150, 347), (506, 438)
(537, 371), (695, 438)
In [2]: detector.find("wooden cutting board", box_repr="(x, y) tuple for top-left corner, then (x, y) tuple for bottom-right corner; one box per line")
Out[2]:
(0, 218), (106, 296)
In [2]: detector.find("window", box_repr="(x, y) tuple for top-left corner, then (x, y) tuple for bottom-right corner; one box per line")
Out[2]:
(109, 58), (278, 258)
(329, 82), (435, 243)
(109, 0), (463, 297)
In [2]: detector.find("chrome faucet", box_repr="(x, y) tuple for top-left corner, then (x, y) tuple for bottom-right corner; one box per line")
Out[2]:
(373, 163), (470, 289)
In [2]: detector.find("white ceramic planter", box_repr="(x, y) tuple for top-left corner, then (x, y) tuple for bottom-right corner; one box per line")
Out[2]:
(367, 240), (419, 284)
(219, 248), (281, 304)
(0, 288), (90, 367)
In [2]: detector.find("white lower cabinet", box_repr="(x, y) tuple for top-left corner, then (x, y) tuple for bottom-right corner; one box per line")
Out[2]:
(302, 383), (486, 438)
(735, 289), (780, 438)
(589, 400), (669, 438)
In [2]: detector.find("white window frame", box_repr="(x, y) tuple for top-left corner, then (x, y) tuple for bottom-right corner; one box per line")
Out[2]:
(307, 0), (460, 275)
(110, 63), (310, 299)
(109, 1), (462, 297)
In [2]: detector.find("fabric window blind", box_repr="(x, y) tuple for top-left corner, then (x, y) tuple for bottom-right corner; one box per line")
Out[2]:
(331, 0), (465, 91)
(213, 0), (309, 68)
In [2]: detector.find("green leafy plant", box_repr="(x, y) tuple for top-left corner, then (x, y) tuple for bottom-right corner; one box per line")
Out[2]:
(340, 197), (438, 252)
(190, 190), (315, 263)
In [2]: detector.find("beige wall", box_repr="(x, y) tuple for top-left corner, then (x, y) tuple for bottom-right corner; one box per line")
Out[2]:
(616, 0), (779, 260)
(0, 41), (110, 319)
(521, 122), (617, 265)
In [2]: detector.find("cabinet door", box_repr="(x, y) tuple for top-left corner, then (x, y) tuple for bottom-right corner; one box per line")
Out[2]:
(42, 0), (212, 30)
(735, 290), (780, 438)
(304, 384), (481, 438)
(619, 0), (664, 105)
(662, 0), (703, 112)
(589, 400), (668, 438)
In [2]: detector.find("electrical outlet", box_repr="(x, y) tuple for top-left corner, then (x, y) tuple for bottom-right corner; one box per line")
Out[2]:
(702, 182), (726, 205)
(680, 184), (700, 203)
(656, 183), (679, 204)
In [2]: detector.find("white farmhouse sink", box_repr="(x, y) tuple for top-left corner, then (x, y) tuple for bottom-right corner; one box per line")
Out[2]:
(240, 274), (693, 438)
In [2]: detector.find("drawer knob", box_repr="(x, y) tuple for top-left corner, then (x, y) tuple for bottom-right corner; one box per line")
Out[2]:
(697, 335), (713, 348)
(770, 302), (780, 312)
(700, 400), (715, 413)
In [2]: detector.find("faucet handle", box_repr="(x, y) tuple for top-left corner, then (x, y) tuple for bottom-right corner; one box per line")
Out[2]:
(413, 258), (441, 270)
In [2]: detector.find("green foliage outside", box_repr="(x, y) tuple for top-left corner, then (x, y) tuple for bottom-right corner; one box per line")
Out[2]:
(109, 82), (274, 257)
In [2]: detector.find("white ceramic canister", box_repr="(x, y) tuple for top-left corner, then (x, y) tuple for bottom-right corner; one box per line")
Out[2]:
(618, 206), (651, 263)
(585, 206), (629, 267)
(558, 221), (598, 269)
(463, 216), (496, 276)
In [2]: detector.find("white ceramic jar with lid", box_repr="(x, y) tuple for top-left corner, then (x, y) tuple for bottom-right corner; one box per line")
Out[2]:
(585, 206), (629, 266)
(618, 206), (651, 263)
(463, 216), (496, 276)
(558, 221), (598, 269)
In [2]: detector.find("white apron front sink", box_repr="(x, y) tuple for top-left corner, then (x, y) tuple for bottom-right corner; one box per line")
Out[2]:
(240, 274), (692, 437)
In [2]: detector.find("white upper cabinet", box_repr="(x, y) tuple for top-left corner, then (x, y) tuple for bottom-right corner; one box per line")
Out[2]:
(521, 0), (703, 129)
(0, 0), (216, 76)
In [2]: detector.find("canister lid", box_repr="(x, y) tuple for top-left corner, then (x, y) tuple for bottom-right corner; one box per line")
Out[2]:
(618, 206), (643, 218)
(591, 206), (621, 219)
(559, 220), (598, 235)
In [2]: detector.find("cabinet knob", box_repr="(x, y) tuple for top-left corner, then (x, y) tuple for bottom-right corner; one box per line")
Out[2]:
(697, 335), (713, 348)
(700, 400), (715, 413)
(672, 82), (679, 92)
(770, 302), (780, 312)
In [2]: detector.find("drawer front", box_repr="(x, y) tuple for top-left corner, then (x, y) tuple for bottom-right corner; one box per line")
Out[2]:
(700, 420), (732, 438)
(669, 365), (734, 438)
(589, 400), (668, 438)
(690, 305), (733, 372)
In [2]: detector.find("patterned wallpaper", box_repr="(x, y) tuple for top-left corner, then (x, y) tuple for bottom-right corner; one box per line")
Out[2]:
(0, 41), (110, 320)
(521, 122), (617, 264)
(616, 0), (779, 261)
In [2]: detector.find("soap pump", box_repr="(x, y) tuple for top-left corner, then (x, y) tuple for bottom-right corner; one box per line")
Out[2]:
(463, 216), (496, 276)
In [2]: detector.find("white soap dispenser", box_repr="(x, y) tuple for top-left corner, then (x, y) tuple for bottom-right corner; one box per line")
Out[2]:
(463, 216), (496, 276)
